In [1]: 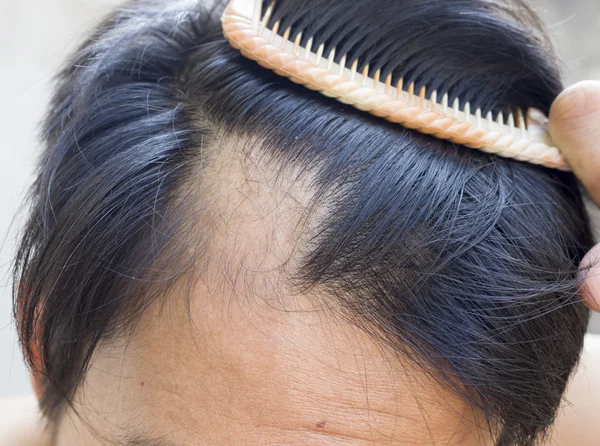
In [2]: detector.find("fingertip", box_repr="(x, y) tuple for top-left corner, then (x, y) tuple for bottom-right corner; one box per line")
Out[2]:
(579, 244), (600, 313)
(550, 80), (600, 125)
(548, 81), (600, 207)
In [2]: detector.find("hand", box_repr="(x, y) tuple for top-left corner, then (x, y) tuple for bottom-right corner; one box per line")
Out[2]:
(549, 80), (600, 312)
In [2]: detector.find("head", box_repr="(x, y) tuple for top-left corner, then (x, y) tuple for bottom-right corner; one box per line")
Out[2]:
(14, 0), (594, 445)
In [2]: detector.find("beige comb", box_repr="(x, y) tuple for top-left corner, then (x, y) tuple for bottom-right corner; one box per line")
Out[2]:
(221, 0), (569, 171)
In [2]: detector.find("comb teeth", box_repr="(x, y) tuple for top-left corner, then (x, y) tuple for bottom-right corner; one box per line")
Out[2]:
(222, 0), (568, 170)
(255, 4), (524, 127)
(316, 43), (325, 63)
(259, 1), (275, 35)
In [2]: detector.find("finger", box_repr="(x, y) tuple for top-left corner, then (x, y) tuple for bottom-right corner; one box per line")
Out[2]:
(580, 243), (600, 312)
(548, 80), (600, 207)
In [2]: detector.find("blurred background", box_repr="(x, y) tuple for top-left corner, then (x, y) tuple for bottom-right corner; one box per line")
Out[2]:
(1, 0), (599, 398)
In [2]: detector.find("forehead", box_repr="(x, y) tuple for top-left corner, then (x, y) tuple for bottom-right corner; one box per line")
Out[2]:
(56, 274), (490, 445)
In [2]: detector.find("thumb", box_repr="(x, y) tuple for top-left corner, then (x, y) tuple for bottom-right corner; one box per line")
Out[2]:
(549, 81), (600, 313)
(548, 80), (600, 207)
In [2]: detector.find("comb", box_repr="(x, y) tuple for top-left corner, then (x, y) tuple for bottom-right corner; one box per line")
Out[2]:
(221, 0), (569, 171)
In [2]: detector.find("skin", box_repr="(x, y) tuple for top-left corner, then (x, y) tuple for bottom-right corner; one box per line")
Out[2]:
(53, 140), (493, 446)
(52, 284), (492, 445)
(2, 80), (600, 445)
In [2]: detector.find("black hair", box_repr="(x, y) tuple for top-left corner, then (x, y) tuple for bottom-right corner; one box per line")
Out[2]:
(13, 1), (594, 445)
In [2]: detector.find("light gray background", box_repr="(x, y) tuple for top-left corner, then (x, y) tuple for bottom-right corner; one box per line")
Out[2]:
(1, 0), (599, 397)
